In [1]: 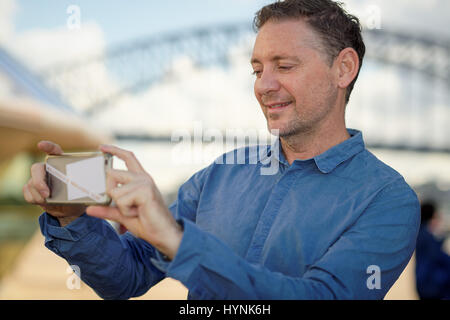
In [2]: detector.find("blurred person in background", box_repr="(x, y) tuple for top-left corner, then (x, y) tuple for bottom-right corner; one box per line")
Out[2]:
(23, 0), (421, 299)
(415, 201), (450, 299)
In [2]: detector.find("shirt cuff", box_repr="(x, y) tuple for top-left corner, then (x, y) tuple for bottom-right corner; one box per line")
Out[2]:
(164, 218), (207, 287)
(148, 218), (189, 274)
(150, 250), (172, 273)
(39, 212), (103, 245)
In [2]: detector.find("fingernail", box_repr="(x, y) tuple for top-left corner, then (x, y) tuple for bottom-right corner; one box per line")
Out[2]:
(40, 190), (49, 198)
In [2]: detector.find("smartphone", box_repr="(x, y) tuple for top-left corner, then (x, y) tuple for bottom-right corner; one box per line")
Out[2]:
(45, 152), (113, 206)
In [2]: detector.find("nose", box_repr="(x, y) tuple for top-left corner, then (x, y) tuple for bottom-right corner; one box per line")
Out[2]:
(254, 69), (281, 97)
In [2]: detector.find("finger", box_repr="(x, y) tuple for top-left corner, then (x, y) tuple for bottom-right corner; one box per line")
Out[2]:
(99, 145), (144, 173)
(86, 206), (123, 223)
(106, 169), (137, 191)
(37, 141), (64, 155)
(109, 179), (141, 200)
(23, 184), (34, 203)
(28, 184), (45, 204)
(30, 163), (50, 197)
(115, 190), (142, 218)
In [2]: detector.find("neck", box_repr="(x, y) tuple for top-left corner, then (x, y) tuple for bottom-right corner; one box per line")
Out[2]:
(280, 119), (350, 165)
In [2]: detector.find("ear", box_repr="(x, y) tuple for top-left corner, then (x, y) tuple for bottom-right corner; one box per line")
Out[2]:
(335, 48), (359, 89)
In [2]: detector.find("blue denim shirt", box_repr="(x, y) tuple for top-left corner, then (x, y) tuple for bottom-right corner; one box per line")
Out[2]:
(39, 129), (420, 299)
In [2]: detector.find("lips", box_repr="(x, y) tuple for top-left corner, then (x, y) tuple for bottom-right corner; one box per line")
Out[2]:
(265, 101), (293, 110)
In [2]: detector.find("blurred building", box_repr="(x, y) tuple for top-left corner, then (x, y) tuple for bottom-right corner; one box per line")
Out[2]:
(0, 46), (111, 286)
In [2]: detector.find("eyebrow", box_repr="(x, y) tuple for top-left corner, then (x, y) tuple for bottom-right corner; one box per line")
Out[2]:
(250, 55), (301, 64)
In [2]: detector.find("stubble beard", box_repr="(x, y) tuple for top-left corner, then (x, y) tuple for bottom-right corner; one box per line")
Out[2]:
(268, 95), (338, 144)
(264, 79), (339, 142)
(267, 108), (314, 139)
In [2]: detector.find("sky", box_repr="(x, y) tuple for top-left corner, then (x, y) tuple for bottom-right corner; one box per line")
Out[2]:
(2, 0), (449, 68)
(9, 0), (270, 45)
(6, 0), (450, 47)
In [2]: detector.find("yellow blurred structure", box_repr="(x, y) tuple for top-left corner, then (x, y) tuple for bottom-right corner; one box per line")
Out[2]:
(384, 256), (419, 300)
(0, 96), (111, 163)
(0, 52), (185, 299)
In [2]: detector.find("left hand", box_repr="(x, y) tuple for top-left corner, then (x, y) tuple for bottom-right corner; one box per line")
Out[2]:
(86, 145), (183, 260)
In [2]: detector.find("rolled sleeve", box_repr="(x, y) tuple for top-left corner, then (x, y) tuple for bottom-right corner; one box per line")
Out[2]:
(39, 212), (102, 248)
(38, 212), (165, 299)
(166, 218), (207, 283)
(166, 218), (261, 299)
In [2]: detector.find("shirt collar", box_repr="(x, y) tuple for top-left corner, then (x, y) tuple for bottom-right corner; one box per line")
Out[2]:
(313, 129), (365, 173)
(259, 129), (365, 174)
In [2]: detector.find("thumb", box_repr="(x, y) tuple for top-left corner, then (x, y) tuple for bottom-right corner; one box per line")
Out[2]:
(86, 205), (122, 223)
(38, 141), (64, 155)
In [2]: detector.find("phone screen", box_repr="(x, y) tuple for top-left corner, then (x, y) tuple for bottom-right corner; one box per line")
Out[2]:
(45, 152), (113, 206)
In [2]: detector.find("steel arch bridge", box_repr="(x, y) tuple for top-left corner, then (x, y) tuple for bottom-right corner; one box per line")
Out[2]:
(39, 22), (450, 153)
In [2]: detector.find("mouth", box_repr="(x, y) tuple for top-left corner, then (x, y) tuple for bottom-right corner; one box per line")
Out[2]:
(266, 101), (293, 111)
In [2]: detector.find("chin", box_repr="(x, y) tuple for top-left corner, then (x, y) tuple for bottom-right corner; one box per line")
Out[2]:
(266, 123), (281, 136)
(268, 121), (307, 138)
(267, 121), (290, 136)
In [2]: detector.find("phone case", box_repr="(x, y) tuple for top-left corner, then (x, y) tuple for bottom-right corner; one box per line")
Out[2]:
(45, 152), (113, 206)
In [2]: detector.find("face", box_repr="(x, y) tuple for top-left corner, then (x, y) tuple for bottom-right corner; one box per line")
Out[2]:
(251, 19), (339, 138)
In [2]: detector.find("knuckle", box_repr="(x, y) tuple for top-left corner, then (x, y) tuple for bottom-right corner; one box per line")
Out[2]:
(33, 193), (44, 204)
(32, 178), (45, 190)
(25, 194), (36, 204)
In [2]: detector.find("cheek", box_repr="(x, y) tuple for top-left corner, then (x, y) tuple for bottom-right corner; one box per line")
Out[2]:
(253, 82), (259, 102)
(254, 83), (265, 109)
(283, 77), (306, 104)
(294, 69), (333, 102)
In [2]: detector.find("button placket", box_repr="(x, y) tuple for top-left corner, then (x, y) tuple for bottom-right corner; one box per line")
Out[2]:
(244, 171), (297, 264)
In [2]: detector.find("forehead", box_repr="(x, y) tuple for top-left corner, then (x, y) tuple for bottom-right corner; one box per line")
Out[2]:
(251, 19), (321, 61)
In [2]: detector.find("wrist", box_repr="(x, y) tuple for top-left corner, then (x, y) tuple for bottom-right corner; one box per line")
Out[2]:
(157, 221), (184, 261)
(43, 205), (86, 227)
(57, 215), (81, 227)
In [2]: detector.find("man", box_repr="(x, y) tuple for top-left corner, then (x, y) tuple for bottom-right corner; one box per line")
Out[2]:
(23, 0), (420, 299)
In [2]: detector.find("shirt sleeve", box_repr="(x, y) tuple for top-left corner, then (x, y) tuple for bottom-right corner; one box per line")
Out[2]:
(38, 164), (213, 300)
(39, 212), (166, 299)
(160, 178), (421, 299)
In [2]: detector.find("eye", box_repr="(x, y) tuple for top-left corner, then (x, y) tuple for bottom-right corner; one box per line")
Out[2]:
(278, 65), (293, 71)
(252, 70), (262, 78)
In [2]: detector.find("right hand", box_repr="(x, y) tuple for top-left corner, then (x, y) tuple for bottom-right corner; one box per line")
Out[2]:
(23, 141), (86, 226)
